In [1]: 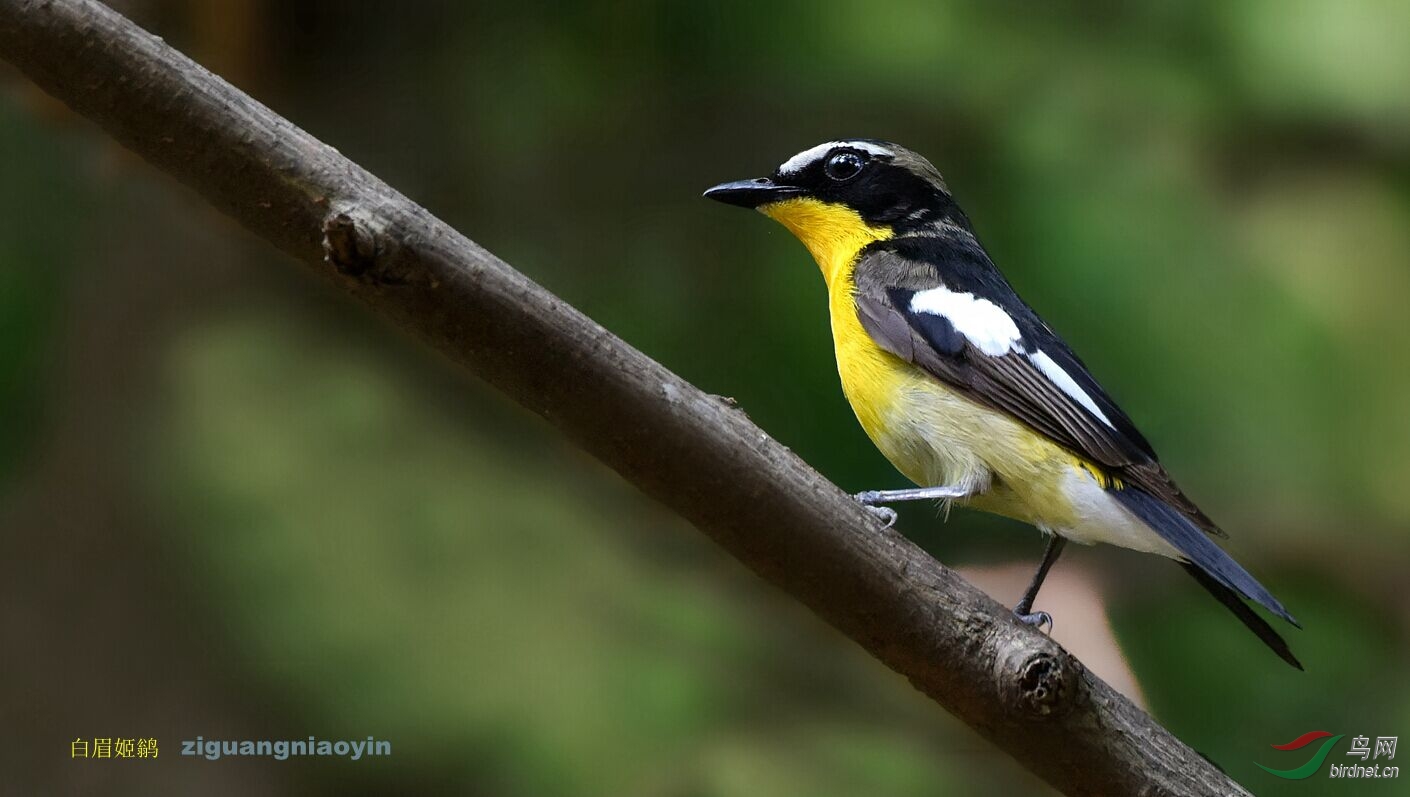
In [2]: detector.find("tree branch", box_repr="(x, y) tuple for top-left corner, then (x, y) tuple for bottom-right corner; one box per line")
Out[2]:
(0, 2), (1249, 794)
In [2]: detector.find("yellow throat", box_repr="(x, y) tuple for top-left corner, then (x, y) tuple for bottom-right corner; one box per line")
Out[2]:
(760, 198), (893, 288)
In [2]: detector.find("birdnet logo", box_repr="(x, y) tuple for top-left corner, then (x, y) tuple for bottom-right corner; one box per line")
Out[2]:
(1257, 731), (1399, 780)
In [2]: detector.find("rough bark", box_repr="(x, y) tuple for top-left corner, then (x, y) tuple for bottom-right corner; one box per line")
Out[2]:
(0, 2), (1250, 794)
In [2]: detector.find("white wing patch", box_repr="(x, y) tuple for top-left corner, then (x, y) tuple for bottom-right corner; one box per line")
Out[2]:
(1029, 350), (1115, 428)
(908, 286), (1021, 356)
(908, 287), (1118, 429)
(778, 140), (894, 175)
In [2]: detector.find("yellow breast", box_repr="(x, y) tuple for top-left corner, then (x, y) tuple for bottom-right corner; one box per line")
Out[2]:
(758, 198), (913, 466)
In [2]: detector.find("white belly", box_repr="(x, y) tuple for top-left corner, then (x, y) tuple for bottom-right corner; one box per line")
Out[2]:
(1051, 467), (1183, 558)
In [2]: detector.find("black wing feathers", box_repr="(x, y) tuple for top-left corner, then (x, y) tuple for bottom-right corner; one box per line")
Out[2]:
(1028, 338), (1153, 456)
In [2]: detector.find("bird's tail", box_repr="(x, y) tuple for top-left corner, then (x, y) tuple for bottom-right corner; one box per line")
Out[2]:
(1180, 561), (1302, 670)
(1109, 486), (1302, 670)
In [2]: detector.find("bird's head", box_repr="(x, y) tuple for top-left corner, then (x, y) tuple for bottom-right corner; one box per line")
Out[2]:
(704, 139), (966, 281)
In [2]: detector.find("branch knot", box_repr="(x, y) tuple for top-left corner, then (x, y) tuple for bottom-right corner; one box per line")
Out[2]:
(323, 211), (378, 275)
(1017, 652), (1067, 714)
(996, 641), (1080, 719)
(322, 209), (428, 287)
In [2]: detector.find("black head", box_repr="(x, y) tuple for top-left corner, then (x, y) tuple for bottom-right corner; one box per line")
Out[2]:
(704, 139), (965, 232)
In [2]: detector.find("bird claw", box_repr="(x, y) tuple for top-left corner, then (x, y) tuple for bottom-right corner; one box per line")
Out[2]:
(859, 503), (897, 529)
(1014, 610), (1053, 633)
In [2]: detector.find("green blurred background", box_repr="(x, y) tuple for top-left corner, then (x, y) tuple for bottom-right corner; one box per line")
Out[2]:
(2, 1), (1408, 794)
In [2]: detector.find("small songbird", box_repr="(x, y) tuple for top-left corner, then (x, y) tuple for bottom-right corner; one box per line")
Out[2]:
(705, 139), (1301, 668)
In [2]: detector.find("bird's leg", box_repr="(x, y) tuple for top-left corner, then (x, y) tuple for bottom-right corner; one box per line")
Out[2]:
(855, 486), (972, 504)
(853, 485), (972, 528)
(1013, 534), (1067, 632)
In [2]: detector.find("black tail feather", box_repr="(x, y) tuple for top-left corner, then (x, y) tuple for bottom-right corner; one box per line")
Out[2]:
(1181, 562), (1303, 670)
(1110, 487), (1298, 624)
(1109, 486), (1302, 669)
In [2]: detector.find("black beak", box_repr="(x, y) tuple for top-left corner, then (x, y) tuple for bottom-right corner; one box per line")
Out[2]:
(702, 177), (806, 208)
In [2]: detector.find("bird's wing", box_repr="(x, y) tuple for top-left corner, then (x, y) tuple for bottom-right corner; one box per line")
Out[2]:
(852, 237), (1223, 537)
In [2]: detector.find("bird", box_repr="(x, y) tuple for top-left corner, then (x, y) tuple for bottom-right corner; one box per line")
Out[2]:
(704, 139), (1301, 668)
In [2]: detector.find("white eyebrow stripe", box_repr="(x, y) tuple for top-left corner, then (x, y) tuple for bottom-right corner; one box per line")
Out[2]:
(778, 140), (894, 175)
(909, 286), (1021, 357)
(1029, 350), (1115, 428)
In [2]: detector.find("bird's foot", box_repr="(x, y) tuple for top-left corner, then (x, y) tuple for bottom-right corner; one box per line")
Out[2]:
(853, 491), (897, 527)
(858, 502), (898, 529)
(1014, 609), (1053, 633)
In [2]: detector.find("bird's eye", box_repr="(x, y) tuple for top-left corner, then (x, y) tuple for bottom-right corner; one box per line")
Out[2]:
(824, 151), (865, 181)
